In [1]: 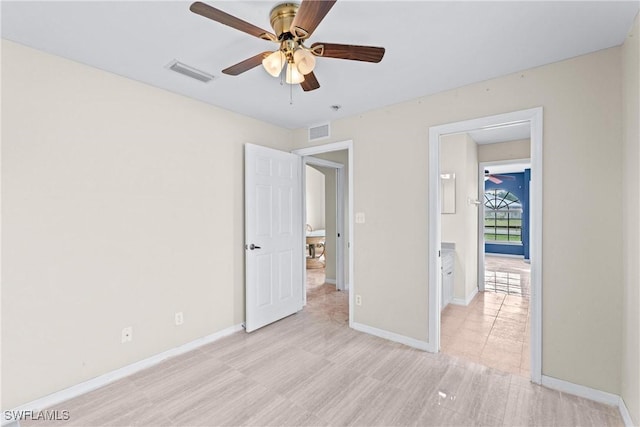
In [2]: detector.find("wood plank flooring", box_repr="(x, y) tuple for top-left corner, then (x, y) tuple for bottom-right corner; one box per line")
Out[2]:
(21, 268), (623, 426)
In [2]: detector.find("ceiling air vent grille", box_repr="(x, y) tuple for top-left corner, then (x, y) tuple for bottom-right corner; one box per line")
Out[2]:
(308, 123), (330, 142)
(167, 60), (214, 83)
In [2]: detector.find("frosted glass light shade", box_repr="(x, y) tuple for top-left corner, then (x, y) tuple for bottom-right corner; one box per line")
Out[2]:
(293, 48), (316, 75)
(262, 51), (286, 77)
(285, 62), (305, 84)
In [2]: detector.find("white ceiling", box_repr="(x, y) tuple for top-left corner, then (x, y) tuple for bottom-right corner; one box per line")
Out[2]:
(468, 121), (531, 144)
(2, 1), (638, 129)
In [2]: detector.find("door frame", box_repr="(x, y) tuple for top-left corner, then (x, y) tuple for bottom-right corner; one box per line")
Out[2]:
(302, 156), (346, 296)
(477, 157), (531, 292)
(428, 108), (543, 384)
(293, 140), (354, 327)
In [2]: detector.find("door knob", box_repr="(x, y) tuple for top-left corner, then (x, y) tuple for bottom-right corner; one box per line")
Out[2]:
(248, 244), (261, 250)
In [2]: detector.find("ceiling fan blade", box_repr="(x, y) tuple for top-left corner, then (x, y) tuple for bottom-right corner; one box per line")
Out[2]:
(290, 0), (336, 39)
(300, 71), (320, 91)
(190, 2), (277, 41)
(222, 52), (271, 76)
(493, 174), (516, 180)
(311, 43), (385, 63)
(487, 176), (503, 184)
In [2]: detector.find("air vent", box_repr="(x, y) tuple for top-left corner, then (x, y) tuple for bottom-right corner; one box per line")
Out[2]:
(166, 60), (214, 83)
(308, 123), (330, 142)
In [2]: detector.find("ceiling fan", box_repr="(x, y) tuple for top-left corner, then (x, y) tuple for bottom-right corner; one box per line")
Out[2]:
(189, 1), (385, 91)
(484, 170), (516, 184)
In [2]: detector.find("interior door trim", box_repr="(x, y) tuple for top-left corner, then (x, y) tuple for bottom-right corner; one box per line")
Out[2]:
(428, 108), (543, 384)
(293, 140), (354, 328)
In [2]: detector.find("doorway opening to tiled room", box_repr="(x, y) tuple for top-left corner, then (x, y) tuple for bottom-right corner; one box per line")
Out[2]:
(441, 256), (531, 377)
(305, 266), (349, 326)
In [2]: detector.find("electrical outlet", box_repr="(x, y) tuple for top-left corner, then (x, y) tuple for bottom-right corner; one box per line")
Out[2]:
(121, 326), (133, 343)
(175, 312), (184, 326)
(355, 212), (366, 224)
(355, 295), (362, 306)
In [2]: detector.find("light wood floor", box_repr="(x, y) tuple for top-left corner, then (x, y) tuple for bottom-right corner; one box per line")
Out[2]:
(23, 267), (622, 426)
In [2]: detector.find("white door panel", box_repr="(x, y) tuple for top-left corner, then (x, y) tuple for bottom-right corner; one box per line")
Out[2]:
(245, 144), (302, 332)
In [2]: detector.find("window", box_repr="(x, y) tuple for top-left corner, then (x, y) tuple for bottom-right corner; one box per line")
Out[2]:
(484, 189), (522, 243)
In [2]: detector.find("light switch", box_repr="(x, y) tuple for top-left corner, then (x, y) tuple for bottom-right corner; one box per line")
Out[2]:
(355, 212), (366, 224)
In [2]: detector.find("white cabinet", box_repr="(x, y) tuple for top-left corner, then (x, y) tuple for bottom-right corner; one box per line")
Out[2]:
(441, 243), (455, 310)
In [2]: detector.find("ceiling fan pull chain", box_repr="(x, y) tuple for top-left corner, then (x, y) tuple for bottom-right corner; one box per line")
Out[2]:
(279, 52), (284, 86)
(280, 59), (284, 86)
(290, 82), (294, 105)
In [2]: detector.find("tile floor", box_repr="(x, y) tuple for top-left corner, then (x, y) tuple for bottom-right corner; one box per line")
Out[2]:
(305, 267), (349, 325)
(21, 261), (623, 427)
(441, 256), (531, 377)
(484, 255), (531, 296)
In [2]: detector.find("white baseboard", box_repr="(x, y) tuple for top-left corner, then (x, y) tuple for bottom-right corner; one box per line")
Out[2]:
(619, 396), (637, 427)
(485, 253), (524, 259)
(541, 375), (620, 406)
(2, 324), (243, 425)
(451, 287), (478, 306)
(325, 278), (336, 285)
(541, 375), (639, 426)
(352, 322), (432, 352)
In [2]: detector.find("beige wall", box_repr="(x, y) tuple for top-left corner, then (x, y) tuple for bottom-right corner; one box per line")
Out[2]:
(305, 165), (325, 231)
(292, 46), (624, 394)
(315, 166), (336, 281)
(440, 133), (478, 301)
(477, 139), (530, 163)
(311, 150), (349, 286)
(1, 41), (292, 408)
(463, 135), (479, 299)
(621, 12), (640, 425)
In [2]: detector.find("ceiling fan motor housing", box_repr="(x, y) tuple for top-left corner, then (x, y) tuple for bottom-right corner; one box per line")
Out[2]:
(269, 3), (299, 39)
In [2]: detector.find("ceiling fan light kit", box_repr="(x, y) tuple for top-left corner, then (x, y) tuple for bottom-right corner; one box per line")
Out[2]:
(189, 0), (385, 92)
(286, 62), (305, 84)
(262, 50), (286, 77)
(293, 48), (316, 75)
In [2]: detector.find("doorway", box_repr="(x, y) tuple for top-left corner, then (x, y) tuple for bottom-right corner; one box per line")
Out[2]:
(479, 159), (532, 290)
(428, 108), (543, 384)
(303, 158), (347, 324)
(293, 141), (354, 328)
(440, 151), (533, 376)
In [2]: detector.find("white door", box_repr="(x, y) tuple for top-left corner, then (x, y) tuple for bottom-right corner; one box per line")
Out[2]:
(245, 144), (303, 332)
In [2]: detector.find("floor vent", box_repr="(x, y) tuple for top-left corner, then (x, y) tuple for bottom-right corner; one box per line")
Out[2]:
(166, 60), (214, 83)
(308, 123), (330, 141)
